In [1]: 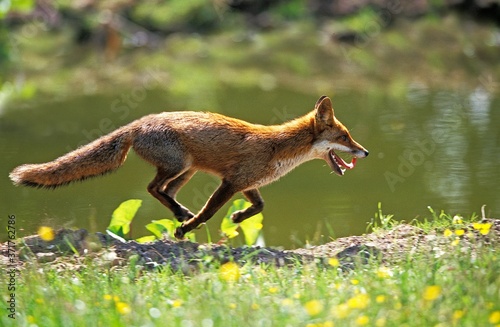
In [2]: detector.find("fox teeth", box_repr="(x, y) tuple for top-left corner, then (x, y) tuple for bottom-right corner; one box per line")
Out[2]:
(332, 156), (344, 172)
(333, 157), (344, 170)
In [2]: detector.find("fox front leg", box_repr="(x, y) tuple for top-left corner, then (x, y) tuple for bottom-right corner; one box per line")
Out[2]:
(231, 189), (264, 223)
(175, 180), (237, 239)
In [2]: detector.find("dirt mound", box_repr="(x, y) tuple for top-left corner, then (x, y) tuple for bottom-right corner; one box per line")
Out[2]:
(2, 219), (499, 272)
(294, 220), (500, 263)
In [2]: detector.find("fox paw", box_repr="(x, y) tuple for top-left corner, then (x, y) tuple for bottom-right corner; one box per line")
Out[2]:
(175, 212), (194, 222)
(231, 212), (243, 224)
(175, 207), (195, 222)
(231, 211), (249, 224)
(174, 226), (185, 240)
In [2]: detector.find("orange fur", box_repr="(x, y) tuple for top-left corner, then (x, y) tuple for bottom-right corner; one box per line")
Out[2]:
(9, 96), (368, 238)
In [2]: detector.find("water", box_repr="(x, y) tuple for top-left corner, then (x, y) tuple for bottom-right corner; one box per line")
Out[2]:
(1, 86), (498, 247)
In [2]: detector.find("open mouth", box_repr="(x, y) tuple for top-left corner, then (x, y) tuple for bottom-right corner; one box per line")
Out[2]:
(326, 149), (357, 176)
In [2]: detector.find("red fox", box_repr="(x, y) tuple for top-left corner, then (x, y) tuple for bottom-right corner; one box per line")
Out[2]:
(10, 96), (368, 238)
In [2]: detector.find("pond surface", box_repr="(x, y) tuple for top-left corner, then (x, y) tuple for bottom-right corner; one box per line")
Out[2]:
(1, 86), (498, 247)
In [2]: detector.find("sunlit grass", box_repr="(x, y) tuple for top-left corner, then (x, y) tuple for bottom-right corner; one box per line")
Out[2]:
(4, 213), (499, 327)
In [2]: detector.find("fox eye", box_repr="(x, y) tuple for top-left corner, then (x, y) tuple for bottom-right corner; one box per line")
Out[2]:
(339, 135), (348, 142)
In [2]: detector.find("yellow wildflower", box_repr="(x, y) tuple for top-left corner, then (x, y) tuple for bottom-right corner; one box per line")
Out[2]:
(103, 294), (113, 301)
(455, 229), (465, 236)
(452, 215), (463, 224)
(331, 303), (349, 319)
(451, 238), (460, 246)
(453, 310), (464, 321)
(172, 299), (183, 308)
(347, 294), (370, 309)
(443, 229), (453, 237)
(304, 300), (324, 316)
(423, 285), (441, 301)
(115, 302), (131, 315)
(479, 223), (492, 235)
(351, 279), (360, 285)
(356, 315), (369, 326)
(376, 295), (386, 303)
(228, 303), (237, 309)
(268, 286), (279, 294)
(489, 311), (500, 324)
(328, 258), (340, 267)
(219, 262), (240, 282)
(38, 226), (55, 242)
(473, 222), (492, 235)
(376, 267), (392, 279)
(307, 322), (334, 327)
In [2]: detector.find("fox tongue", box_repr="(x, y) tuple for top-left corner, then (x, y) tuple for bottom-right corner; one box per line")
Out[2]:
(326, 150), (357, 176)
(335, 151), (356, 170)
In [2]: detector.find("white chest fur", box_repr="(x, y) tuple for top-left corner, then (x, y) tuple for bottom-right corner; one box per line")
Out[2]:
(252, 148), (319, 188)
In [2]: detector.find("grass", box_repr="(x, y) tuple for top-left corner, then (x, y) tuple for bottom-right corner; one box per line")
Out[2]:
(3, 213), (500, 327)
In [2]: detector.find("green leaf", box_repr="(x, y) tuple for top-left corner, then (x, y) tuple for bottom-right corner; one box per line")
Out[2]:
(136, 235), (157, 244)
(13, 0), (35, 12)
(146, 219), (176, 239)
(145, 218), (196, 242)
(0, 0), (35, 18)
(240, 212), (264, 246)
(220, 199), (264, 245)
(221, 215), (239, 238)
(107, 199), (142, 238)
(185, 232), (196, 242)
(221, 199), (251, 239)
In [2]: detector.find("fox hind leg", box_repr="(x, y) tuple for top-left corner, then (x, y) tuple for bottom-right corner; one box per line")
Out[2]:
(164, 168), (196, 199)
(231, 189), (264, 223)
(148, 168), (195, 222)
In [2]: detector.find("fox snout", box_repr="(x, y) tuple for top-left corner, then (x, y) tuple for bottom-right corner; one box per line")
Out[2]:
(352, 146), (369, 158)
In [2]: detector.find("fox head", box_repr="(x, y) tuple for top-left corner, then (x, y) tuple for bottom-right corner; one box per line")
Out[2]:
(312, 95), (369, 176)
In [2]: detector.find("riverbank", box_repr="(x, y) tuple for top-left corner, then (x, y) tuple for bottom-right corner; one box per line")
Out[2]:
(4, 215), (499, 270)
(2, 213), (499, 326)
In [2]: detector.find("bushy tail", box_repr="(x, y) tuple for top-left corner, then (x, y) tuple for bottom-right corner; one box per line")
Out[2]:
(9, 127), (134, 188)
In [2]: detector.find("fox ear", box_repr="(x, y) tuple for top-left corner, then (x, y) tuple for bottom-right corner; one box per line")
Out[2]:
(314, 96), (334, 131)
